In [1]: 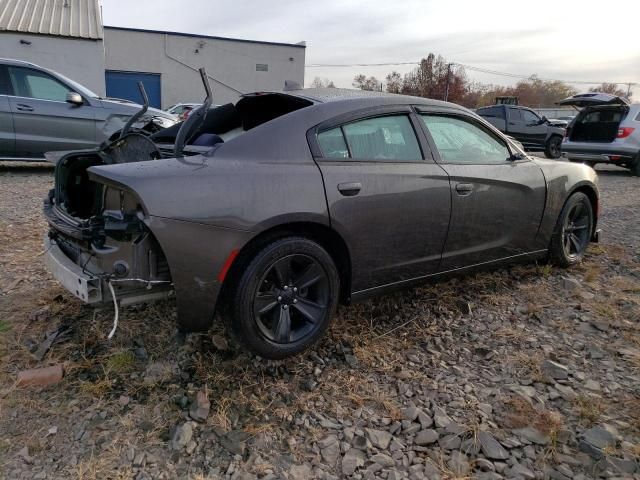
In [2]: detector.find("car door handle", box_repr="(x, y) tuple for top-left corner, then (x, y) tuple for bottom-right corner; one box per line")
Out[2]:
(337, 182), (362, 197)
(455, 183), (473, 196)
(16, 104), (34, 112)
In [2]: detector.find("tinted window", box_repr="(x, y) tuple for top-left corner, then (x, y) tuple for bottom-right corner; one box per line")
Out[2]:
(478, 106), (504, 119)
(508, 108), (524, 121)
(522, 110), (540, 123)
(342, 115), (421, 161)
(421, 115), (510, 164)
(8, 67), (71, 102)
(317, 127), (349, 159)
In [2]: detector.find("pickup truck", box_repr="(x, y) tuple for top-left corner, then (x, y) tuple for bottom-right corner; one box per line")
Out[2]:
(476, 104), (565, 158)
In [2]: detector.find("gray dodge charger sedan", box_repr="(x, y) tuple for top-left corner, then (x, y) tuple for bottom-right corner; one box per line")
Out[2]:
(44, 84), (600, 359)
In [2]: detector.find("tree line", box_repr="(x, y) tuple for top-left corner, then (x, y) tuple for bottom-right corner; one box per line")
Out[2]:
(312, 52), (632, 108)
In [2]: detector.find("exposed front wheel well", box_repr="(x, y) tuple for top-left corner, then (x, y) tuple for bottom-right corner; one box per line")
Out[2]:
(218, 222), (352, 314)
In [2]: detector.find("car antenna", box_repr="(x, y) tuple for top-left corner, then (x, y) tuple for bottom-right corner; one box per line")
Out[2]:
(174, 68), (213, 158)
(119, 82), (149, 139)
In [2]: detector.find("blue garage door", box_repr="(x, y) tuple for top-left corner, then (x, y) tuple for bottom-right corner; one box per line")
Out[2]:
(105, 71), (161, 108)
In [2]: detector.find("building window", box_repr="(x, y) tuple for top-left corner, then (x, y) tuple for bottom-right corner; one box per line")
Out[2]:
(256, 64), (268, 72)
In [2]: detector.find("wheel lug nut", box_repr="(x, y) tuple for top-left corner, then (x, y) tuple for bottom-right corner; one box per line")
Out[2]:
(283, 285), (289, 290)
(293, 287), (297, 292)
(277, 296), (282, 302)
(293, 299), (298, 304)
(283, 305), (289, 310)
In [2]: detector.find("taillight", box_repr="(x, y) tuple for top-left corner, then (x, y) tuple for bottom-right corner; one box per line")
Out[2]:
(617, 127), (635, 138)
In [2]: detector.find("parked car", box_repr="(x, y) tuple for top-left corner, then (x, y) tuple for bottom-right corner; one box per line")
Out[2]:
(559, 93), (640, 175)
(166, 102), (200, 119)
(44, 77), (600, 359)
(476, 104), (566, 158)
(0, 58), (177, 161)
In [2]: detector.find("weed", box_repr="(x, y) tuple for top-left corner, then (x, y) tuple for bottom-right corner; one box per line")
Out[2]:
(106, 350), (136, 374)
(573, 395), (606, 425)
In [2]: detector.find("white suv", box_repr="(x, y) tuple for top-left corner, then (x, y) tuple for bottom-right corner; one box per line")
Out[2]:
(560, 93), (640, 175)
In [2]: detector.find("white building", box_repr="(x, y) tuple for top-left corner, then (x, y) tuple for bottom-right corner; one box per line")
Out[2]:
(0, 0), (306, 108)
(103, 27), (306, 108)
(0, 0), (106, 94)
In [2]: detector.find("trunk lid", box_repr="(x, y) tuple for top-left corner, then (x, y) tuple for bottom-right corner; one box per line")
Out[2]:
(558, 93), (631, 107)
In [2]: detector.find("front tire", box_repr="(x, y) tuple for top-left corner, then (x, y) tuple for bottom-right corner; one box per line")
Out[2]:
(224, 237), (339, 359)
(549, 192), (593, 267)
(544, 135), (563, 159)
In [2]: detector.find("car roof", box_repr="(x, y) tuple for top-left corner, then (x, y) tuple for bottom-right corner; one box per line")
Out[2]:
(0, 57), (42, 68)
(246, 87), (467, 111)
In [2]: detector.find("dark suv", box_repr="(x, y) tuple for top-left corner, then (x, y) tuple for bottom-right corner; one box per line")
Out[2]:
(476, 104), (566, 158)
(0, 58), (176, 161)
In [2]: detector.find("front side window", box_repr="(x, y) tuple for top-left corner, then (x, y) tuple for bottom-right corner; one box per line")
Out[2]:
(421, 114), (510, 164)
(522, 110), (540, 124)
(8, 67), (71, 102)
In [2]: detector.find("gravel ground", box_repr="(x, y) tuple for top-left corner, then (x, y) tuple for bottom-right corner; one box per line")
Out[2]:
(0, 162), (639, 480)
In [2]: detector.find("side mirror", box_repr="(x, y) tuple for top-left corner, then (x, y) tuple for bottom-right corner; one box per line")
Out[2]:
(510, 152), (526, 161)
(66, 92), (83, 106)
(540, 115), (548, 125)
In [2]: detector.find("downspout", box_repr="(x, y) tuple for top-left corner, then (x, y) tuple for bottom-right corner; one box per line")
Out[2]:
(163, 34), (244, 95)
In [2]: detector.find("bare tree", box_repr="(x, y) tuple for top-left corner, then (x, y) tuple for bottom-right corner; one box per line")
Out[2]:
(385, 71), (402, 94)
(353, 74), (381, 91)
(311, 77), (336, 88)
(589, 83), (632, 98)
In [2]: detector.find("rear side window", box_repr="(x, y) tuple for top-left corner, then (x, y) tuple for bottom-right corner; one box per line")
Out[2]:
(635, 112), (640, 121)
(478, 106), (504, 119)
(8, 66), (71, 102)
(421, 114), (510, 164)
(317, 127), (349, 159)
(317, 115), (422, 161)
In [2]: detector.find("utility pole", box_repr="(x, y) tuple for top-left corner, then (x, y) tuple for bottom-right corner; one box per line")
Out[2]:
(443, 63), (452, 102)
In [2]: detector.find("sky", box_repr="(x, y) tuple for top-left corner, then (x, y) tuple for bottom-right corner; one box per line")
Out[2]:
(102, 0), (640, 92)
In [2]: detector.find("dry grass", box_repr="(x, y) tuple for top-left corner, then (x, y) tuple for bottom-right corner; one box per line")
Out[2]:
(573, 395), (607, 425)
(503, 396), (564, 438)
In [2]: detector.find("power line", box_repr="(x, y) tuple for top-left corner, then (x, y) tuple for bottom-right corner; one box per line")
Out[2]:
(305, 60), (637, 87)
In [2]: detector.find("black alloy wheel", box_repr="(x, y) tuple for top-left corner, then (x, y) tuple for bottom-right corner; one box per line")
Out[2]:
(225, 237), (339, 359)
(254, 254), (330, 344)
(562, 202), (591, 261)
(550, 192), (593, 267)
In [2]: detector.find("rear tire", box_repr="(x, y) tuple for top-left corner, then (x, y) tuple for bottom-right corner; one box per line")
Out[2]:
(224, 237), (339, 359)
(549, 192), (593, 267)
(544, 135), (562, 159)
